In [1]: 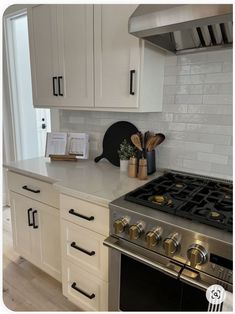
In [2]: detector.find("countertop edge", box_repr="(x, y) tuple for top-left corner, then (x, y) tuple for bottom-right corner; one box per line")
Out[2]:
(53, 183), (110, 208)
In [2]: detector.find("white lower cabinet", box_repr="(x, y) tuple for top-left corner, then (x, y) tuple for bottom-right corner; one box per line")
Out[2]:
(61, 220), (108, 281)
(10, 191), (61, 281)
(62, 260), (108, 311)
(60, 194), (109, 311)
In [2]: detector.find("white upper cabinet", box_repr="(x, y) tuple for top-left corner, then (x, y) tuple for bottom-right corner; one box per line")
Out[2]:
(28, 5), (60, 106)
(57, 5), (94, 108)
(28, 4), (165, 112)
(28, 5), (94, 108)
(94, 5), (140, 109)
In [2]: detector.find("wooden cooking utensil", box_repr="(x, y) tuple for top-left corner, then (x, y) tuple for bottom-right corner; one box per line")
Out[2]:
(146, 135), (157, 151)
(146, 133), (165, 151)
(155, 133), (165, 146)
(131, 134), (143, 151)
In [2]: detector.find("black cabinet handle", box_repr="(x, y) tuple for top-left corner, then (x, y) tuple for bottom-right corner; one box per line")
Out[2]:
(22, 185), (40, 193)
(27, 208), (33, 226)
(69, 209), (94, 221)
(58, 76), (63, 96)
(32, 210), (38, 229)
(71, 282), (95, 300)
(52, 76), (58, 96)
(130, 69), (135, 95)
(71, 241), (95, 256)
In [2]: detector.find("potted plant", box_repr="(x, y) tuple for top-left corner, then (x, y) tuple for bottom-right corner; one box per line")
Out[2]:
(118, 139), (136, 172)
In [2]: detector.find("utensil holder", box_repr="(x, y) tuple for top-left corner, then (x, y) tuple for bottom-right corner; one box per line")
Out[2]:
(146, 150), (156, 175)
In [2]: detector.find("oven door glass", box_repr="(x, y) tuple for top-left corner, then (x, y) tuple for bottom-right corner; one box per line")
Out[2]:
(119, 254), (208, 311)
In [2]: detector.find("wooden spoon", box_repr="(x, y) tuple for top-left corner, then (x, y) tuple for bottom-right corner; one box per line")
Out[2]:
(147, 133), (165, 151)
(154, 133), (165, 146)
(146, 135), (157, 151)
(131, 134), (143, 151)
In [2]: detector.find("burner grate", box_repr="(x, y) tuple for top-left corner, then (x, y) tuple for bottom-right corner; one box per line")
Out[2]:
(125, 172), (233, 232)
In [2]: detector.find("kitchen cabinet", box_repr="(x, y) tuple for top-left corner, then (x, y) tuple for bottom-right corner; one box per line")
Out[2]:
(8, 172), (61, 281)
(28, 5), (94, 108)
(60, 194), (109, 311)
(28, 4), (165, 112)
(94, 5), (165, 111)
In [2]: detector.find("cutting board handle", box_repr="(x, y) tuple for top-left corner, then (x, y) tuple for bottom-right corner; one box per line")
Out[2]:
(94, 154), (104, 163)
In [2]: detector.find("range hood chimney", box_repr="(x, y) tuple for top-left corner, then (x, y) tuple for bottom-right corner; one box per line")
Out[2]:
(129, 4), (233, 54)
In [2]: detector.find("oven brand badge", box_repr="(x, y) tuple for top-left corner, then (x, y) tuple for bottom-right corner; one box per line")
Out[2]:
(206, 284), (226, 305)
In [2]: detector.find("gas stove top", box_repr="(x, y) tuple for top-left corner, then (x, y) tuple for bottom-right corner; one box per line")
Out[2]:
(125, 171), (232, 232)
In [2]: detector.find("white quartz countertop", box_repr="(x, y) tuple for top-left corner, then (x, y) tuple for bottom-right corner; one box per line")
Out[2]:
(4, 157), (163, 207)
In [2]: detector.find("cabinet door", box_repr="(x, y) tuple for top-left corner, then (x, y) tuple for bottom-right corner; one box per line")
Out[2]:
(10, 192), (32, 260)
(94, 5), (140, 109)
(28, 5), (60, 107)
(39, 204), (61, 281)
(57, 5), (94, 107)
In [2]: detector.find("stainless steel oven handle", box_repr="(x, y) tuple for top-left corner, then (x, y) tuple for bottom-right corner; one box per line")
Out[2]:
(179, 268), (233, 292)
(104, 236), (180, 279)
(180, 270), (209, 291)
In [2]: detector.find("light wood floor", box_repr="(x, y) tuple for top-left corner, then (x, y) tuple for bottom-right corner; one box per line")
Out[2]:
(3, 207), (80, 311)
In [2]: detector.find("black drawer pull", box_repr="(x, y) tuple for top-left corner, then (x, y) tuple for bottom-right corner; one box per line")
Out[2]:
(52, 76), (58, 96)
(58, 76), (64, 96)
(27, 208), (33, 226)
(71, 282), (95, 300)
(130, 69), (135, 95)
(69, 209), (94, 221)
(22, 185), (40, 193)
(71, 241), (95, 256)
(32, 210), (38, 229)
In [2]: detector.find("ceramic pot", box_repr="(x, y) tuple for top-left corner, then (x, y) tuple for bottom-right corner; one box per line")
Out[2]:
(120, 159), (129, 172)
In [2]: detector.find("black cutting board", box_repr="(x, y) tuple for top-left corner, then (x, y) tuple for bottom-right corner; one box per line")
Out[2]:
(94, 121), (138, 167)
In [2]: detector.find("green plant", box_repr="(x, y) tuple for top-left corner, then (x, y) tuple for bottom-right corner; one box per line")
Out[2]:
(118, 139), (136, 160)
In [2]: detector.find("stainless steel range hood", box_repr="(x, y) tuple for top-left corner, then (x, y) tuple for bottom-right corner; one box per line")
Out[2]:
(129, 4), (233, 54)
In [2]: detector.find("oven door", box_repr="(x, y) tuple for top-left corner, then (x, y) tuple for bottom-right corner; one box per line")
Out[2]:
(104, 236), (210, 311)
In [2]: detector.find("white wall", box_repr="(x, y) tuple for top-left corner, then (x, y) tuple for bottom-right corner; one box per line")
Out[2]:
(59, 49), (233, 180)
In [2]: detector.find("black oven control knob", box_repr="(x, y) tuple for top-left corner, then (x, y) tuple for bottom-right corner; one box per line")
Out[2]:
(163, 233), (181, 256)
(187, 244), (208, 268)
(113, 217), (129, 234)
(145, 227), (162, 247)
(129, 222), (144, 240)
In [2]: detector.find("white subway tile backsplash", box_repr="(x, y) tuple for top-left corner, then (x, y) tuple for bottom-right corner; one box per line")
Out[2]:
(164, 104), (188, 113)
(163, 85), (177, 95)
(59, 49), (232, 179)
(223, 63), (233, 73)
(175, 85), (203, 95)
(204, 72), (232, 83)
(208, 50), (233, 63)
(176, 74), (205, 85)
(164, 75), (177, 85)
(173, 113), (232, 125)
(177, 65), (191, 75)
(183, 159), (212, 172)
(197, 152), (228, 165)
(203, 95), (232, 105)
(190, 63), (222, 74)
(203, 83), (232, 95)
(213, 145), (233, 155)
(177, 52), (207, 65)
(187, 104), (232, 115)
(175, 94), (203, 104)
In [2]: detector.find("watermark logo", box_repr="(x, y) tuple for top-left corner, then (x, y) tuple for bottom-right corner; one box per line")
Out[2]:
(206, 284), (226, 305)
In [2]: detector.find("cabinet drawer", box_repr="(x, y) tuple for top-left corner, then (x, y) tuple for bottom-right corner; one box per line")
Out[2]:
(60, 194), (109, 236)
(8, 171), (59, 208)
(62, 260), (108, 311)
(61, 220), (108, 281)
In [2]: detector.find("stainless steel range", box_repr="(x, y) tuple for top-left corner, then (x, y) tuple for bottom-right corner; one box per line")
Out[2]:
(104, 170), (233, 311)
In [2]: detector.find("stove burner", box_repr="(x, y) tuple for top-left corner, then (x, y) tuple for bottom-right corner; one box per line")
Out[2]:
(148, 195), (173, 207)
(125, 172), (233, 232)
(175, 182), (185, 188)
(210, 211), (224, 220)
